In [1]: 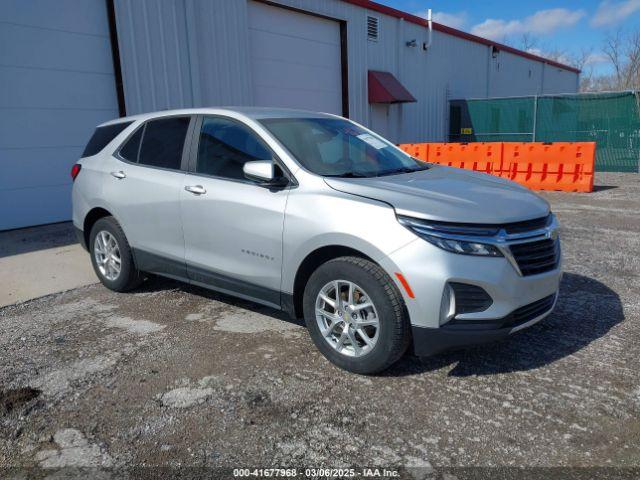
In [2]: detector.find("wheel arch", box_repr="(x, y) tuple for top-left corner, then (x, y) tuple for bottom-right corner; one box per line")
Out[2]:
(288, 245), (376, 320)
(83, 207), (114, 248)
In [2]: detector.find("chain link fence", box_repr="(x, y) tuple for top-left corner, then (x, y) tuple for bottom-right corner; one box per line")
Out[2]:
(449, 91), (640, 172)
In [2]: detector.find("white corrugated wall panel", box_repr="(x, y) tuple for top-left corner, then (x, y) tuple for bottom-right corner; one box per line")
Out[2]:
(0, 0), (118, 230)
(113, 0), (579, 144)
(490, 51), (545, 97)
(542, 65), (580, 93)
(188, 0), (253, 107)
(114, 0), (193, 114)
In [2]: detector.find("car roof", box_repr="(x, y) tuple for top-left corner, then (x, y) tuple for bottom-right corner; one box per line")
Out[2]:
(98, 107), (338, 127)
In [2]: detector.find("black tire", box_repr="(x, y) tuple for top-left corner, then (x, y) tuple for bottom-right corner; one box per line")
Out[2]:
(303, 256), (411, 375)
(89, 216), (143, 292)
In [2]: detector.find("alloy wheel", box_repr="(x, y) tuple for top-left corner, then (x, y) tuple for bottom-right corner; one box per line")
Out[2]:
(315, 280), (380, 357)
(93, 230), (122, 281)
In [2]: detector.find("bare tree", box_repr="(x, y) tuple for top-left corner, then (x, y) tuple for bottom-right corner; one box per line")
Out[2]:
(627, 29), (640, 89)
(572, 48), (596, 92)
(603, 29), (625, 88)
(602, 28), (640, 90)
(503, 27), (640, 92)
(573, 47), (595, 71)
(544, 48), (570, 64)
(520, 33), (538, 52)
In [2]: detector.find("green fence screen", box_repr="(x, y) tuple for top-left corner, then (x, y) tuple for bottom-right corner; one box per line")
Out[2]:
(449, 91), (640, 172)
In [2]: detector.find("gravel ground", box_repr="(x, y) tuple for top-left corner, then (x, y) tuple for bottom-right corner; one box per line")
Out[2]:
(1, 173), (639, 479)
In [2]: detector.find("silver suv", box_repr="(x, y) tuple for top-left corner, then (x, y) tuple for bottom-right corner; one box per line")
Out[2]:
(72, 108), (561, 374)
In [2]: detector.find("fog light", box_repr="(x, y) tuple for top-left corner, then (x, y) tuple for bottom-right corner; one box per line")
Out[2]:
(439, 284), (456, 326)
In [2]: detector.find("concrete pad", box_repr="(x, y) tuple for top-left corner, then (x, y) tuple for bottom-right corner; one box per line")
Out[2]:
(0, 222), (97, 307)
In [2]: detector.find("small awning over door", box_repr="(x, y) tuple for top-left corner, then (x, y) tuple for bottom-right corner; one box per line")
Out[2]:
(368, 70), (416, 104)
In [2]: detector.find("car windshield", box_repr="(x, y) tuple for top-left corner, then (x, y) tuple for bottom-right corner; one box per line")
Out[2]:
(259, 117), (428, 177)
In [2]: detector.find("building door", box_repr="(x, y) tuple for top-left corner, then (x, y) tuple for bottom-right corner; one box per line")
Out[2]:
(247, 1), (344, 116)
(0, 0), (120, 230)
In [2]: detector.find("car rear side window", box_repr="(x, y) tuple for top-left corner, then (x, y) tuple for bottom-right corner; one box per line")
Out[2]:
(138, 117), (190, 170)
(118, 125), (143, 162)
(196, 116), (272, 180)
(81, 121), (133, 158)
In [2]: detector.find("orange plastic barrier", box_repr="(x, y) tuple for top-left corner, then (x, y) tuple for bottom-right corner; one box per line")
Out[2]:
(399, 143), (429, 161)
(429, 143), (500, 174)
(500, 142), (595, 192)
(398, 141), (595, 192)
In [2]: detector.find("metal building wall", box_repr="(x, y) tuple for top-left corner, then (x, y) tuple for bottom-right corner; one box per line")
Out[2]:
(1, 0), (119, 230)
(113, 0), (578, 144)
(488, 51), (546, 97)
(542, 64), (580, 93)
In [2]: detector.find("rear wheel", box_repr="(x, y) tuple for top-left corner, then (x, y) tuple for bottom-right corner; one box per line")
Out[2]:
(303, 256), (411, 374)
(89, 216), (143, 292)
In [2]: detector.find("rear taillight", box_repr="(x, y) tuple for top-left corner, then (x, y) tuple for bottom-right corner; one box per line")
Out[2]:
(71, 164), (82, 181)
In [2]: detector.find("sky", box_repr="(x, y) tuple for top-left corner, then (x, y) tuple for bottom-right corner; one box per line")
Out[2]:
(382, 0), (640, 74)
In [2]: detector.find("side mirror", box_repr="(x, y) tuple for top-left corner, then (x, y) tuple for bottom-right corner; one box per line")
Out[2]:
(243, 161), (289, 187)
(243, 160), (274, 182)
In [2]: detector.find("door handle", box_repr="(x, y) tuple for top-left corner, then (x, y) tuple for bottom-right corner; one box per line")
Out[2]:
(110, 170), (126, 179)
(185, 185), (206, 195)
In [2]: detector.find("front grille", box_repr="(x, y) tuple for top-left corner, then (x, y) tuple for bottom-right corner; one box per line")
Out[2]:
(501, 294), (556, 328)
(450, 282), (492, 314)
(503, 215), (551, 234)
(509, 238), (559, 276)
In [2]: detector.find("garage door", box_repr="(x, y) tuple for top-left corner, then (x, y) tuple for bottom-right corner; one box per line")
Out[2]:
(0, 0), (119, 230)
(248, 1), (343, 115)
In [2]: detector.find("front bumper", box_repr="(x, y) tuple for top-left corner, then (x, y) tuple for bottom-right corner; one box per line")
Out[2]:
(378, 231), (562, 355)
(411, 293), (557, 356)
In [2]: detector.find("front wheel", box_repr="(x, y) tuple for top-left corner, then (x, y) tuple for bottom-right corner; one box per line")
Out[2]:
(303, 256), (411, 374)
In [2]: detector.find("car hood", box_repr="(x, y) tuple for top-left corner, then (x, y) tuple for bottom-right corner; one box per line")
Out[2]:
(324, 166), (550, 224)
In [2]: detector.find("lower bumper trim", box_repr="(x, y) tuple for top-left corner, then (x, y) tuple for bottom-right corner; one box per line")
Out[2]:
(411, 295), (556, 357)
(412, 324), (512, 357)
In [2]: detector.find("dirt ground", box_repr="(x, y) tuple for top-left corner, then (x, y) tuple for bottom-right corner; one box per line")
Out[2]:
(1, 173), (639, 479)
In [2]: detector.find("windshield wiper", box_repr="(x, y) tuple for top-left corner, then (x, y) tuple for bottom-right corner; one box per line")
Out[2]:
(324, 172), (373, 178)
(376, 166), (429, 177)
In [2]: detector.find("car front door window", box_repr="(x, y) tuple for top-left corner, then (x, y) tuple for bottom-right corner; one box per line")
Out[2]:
(196, 117), (273, 181)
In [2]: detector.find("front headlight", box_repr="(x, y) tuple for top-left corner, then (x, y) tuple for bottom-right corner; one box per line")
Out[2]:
(397, 215), (503, 257)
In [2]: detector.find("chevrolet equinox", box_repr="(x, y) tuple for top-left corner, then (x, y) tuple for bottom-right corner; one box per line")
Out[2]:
(72, 108), (562, 374)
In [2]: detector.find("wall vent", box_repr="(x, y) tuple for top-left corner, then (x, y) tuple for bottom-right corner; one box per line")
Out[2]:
(367, 15), (379, 41)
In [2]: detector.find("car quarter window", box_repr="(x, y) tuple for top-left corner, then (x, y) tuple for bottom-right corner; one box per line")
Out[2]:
(136, 116), (190, 170)
(81, 121), (133, 158)
(118, 125), (143, 162)
(196, 116), (273, 180)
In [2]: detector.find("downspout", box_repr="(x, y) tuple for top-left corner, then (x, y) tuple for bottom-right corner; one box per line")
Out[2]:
(397, 17), (403, 142)
(423, 9), (432, 50)
(486, 45), (491, 98)
(423, 9), (433, 140)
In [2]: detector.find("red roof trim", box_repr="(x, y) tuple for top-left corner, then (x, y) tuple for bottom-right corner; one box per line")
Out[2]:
(340, 0), (581, 74)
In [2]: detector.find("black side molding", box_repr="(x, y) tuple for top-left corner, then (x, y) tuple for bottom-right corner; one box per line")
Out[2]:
(132, 248), (283, 311)
(133, 248), (187, 279)
(188, 263), (281, 309)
